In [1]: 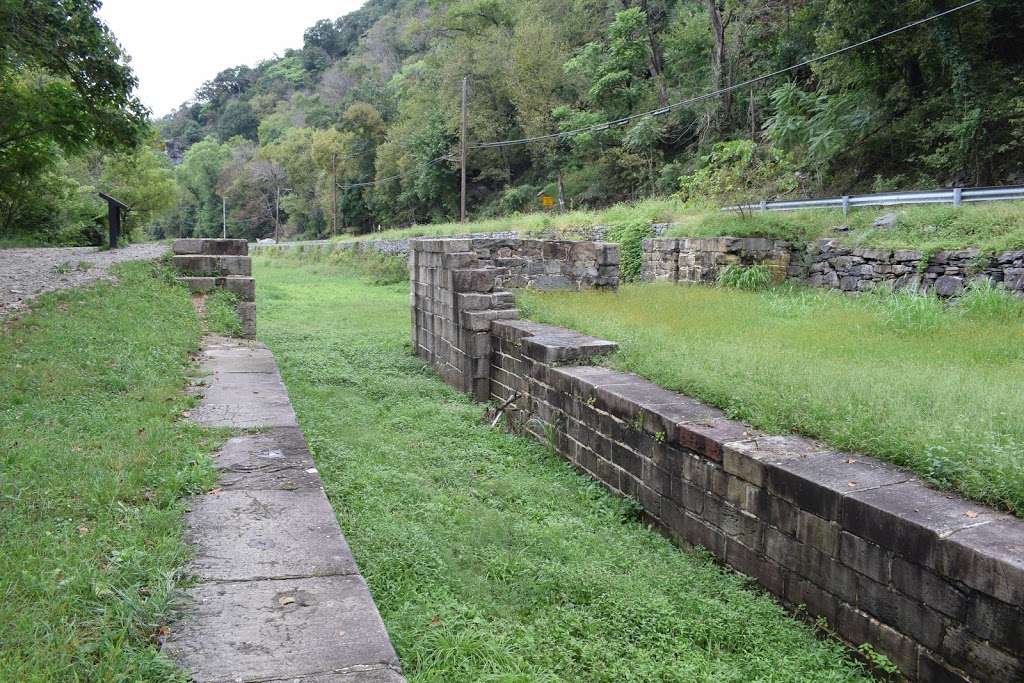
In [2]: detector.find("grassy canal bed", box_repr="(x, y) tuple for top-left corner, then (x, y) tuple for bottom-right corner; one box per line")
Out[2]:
(520, 282), (1024, 515)
(0, 263), (222, 681)
(254, 256), (869, 682)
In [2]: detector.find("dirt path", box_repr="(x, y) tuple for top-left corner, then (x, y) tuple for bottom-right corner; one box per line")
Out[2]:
(0, 243), (168, 317)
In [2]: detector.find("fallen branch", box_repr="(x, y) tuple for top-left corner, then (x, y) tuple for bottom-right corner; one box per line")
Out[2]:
(489, 392), (521, 428)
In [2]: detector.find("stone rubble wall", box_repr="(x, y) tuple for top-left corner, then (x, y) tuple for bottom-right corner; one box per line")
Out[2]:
(642, 237), (1024, 297)
(804, 241), (1024, 296)
(468, 237), (620, 290)
(643, 237), (792, 284)
(414, 236), (1024, 682)
(172, 239), (256, 338)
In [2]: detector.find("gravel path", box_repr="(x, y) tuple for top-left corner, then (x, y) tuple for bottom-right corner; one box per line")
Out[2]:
(0, 243), (168, 318)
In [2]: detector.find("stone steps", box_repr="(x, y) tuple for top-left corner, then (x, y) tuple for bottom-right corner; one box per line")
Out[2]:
(172, 239), (256, 339)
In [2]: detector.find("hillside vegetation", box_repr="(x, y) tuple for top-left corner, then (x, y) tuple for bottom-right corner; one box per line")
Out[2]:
(157, 0), (1024, 241)
(328, 198), (1024, 255)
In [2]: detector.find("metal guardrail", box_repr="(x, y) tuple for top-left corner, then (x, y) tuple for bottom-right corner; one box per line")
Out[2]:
(725, 185), (1024, 215)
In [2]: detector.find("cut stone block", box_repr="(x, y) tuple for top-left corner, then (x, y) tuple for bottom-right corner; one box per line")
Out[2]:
(179, 276), (255, 301)
(185, 489), (358, 581)
(237, 301), (256, 339)
(173, 238), (249, 256)
(173, 254), (252, 276)
(214, 428), (324, 491)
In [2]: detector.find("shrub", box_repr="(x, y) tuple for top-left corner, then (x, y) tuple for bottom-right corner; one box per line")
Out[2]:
(605, 220), (654, 282)
(677, 139), (798, 208)
(717, 264), (774, 291)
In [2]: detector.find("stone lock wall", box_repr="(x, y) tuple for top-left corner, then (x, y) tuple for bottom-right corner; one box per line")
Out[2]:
(172, 239), (256, 338)
(642, 237), (1024, 297)
(414, 237), (1024, 682)
(643, 238), (792, 284)
(468, 237), (620, 290)
(409, 237), (618, 401)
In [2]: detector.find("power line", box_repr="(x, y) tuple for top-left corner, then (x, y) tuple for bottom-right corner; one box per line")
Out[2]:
(470, 0), (984, 150)
(336, 154), (454, 190)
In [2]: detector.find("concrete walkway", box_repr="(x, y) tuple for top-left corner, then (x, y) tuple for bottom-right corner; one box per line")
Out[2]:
(165, 336), (404, 683)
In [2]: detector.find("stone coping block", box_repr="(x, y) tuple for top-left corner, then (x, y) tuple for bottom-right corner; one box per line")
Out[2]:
(170, 337), (404, 682)
(173, 238), (248, 256)
(173, 254), (252, 277)
(164, 575), (401, 683)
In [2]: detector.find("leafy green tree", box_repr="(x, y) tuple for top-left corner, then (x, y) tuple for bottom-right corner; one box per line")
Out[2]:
(0, 0), (148, 240)
(217, 100), (259, 141)
(176, 137), (232, 236)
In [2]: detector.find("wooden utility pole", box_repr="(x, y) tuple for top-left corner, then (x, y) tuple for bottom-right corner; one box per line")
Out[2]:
(222, 196), (227, 238)
(460, 75), (468, 224)
(275, 186), (281, 241)
(331, 153), (338, 235)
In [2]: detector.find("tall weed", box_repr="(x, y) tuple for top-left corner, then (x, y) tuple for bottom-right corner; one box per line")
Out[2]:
(958, 279), (1024, 322)
(606, 220), (654, 282)
(717, 264), (774, 291)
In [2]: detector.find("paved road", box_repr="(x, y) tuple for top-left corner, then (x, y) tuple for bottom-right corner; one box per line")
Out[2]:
(0, 243), (168, 318)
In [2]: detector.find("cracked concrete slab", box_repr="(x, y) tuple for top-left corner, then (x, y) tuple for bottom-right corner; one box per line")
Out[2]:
(164, 575), (400, 683)
(185, 489), (359, 581)
(214, 428), (324, 491)
(189, 393), (299, 429)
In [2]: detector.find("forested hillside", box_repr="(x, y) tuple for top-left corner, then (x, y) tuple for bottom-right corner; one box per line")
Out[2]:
(155, 0), (1023, 240)
(5, 1), (1021, 245)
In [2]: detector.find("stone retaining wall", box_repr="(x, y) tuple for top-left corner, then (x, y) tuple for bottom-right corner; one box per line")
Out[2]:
(173, 239), (256, 338)
(414, 236), (1024, 682)
(642, 237), (1024, 296)
(409, 237), (616, 401)
(643, 237), (792, 284)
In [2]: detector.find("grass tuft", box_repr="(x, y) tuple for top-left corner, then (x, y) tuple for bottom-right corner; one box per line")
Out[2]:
(204, 289), (243, 337)
(717, 264), (775, 291)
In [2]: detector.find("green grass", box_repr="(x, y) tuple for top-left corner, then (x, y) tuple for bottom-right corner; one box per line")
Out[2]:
(519, 282), (1024, 514)
(254, 256), (870, 682)
(0, 263), (221, 681)
(203, 289), (243, 337)
(329, 196), (1024, 254)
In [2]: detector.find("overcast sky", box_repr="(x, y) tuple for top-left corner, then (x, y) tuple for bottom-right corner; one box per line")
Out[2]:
(97, 0), (366, 117)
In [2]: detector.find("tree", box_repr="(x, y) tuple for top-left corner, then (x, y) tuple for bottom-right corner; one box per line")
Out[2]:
(99, 138), (179, 235)
(217, 100), (259, 141)
(0, 0), (147, 156)
(177, 137), (232, 236)
(0, 0), (152, 241)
